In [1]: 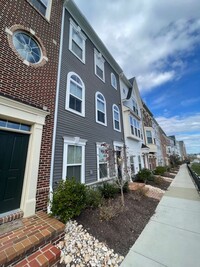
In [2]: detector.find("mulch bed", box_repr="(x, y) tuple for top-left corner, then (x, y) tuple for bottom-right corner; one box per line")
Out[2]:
(76, 191), (158, 256)
(147, 178), (171, 190)
(76, 178), (172, 257)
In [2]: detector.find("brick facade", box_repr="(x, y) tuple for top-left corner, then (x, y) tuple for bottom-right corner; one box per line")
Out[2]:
(0, 0), (63, 212)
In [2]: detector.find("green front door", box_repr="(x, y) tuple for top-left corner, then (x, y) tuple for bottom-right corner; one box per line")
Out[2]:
(0, 130), (29, 213)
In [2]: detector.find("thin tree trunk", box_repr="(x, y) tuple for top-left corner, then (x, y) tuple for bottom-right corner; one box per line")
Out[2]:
(121, 186), (125, 206)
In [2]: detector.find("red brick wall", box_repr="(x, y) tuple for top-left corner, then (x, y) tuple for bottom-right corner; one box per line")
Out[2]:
(0, 0), (63, 211)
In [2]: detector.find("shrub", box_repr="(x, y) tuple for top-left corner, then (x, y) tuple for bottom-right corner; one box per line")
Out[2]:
(98, 182), (119, 199)
(115, 180), (130, 193)
(122, 181), (130, 193)
(99, 201), (123, 221)
(135, 168), (153, 183)
(85, 187), (103, 208)
(154, 166), (167, 176)
(135, 186), (149, 196)
(166, 166), (171, 172)
(154, 176), (163, 185)
(50, 178), (87, 223)
(191, 163), (200, 176)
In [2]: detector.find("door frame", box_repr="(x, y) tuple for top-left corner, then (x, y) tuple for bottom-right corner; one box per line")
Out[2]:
(0, 96), (49, 217)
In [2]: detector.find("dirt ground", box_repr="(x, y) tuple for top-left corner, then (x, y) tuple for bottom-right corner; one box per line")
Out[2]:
(76, 179), (171, 256)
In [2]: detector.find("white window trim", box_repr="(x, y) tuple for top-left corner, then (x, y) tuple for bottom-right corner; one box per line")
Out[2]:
(112, 104), (121, 132)
(69, 18), (86, 63)
(45, 0), (52, 21)
(28, 0), (52, 21)
(113, 141), (124, 179)
(129, 115), (141, 139)
(62, 136), (87, 184)
(96, 142), (109, 181)
(65, 71), (85, 117)
(146, 130), (153, 144)
(132, 98), (139, 116)
(95, 92), (107, 126)
(111, 73), (117, 89)
(94, 49), (105, 82)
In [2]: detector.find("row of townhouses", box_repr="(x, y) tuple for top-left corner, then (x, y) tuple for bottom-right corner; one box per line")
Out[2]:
(0, 0), (187, 218)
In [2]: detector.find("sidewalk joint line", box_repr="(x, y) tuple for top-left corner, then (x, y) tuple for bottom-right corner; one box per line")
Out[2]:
(131, 250), (168, 267)
(150, 219), (200, 235)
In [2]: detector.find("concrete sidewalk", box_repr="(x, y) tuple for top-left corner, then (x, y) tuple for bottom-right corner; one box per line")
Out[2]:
(120, 164), (200, 267)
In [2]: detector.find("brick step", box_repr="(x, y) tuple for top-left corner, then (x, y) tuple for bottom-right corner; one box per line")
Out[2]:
(0, 209), (24, 225)
(0, 211), (65, 266)
(15, 243), (61, 267)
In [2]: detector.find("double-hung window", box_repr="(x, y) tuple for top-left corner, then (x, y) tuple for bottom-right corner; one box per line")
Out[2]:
(111, 73), (117, 89)
(129, 116), (141, 138)
(94, 49), (105, 82)
(63, 136), (87, 183)
(28, 0), (52, 20)
(66, 72), (85, 116)
(146, 130), (153, 144)
(132, 99), (139, 115)
(96, 92), (107, 126)
(96, 143), (109, 180)
(69, 19), (86, 63)
(112, 104), (121, 131)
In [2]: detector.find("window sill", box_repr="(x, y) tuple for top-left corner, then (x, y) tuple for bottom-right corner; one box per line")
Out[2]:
(69, 48), (85, 64)
(87, 176), (115, 186)
(127, 134), (142, 141)
(96, 121), (107, 127)
(65, 107), (85, 117)
(95, 73), (105, 83)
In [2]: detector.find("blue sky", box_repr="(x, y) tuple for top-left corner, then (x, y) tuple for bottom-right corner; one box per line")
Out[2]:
(74, 0), (200, 154)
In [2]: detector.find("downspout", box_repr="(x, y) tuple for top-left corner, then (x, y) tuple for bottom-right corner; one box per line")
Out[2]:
(48, 6), (65, 213)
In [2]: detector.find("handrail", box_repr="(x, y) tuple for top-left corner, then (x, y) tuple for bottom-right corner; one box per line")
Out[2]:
(187, 164), (200, 191)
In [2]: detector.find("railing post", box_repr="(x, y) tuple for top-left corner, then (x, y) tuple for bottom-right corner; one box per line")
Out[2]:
(187, 164), (200, 191)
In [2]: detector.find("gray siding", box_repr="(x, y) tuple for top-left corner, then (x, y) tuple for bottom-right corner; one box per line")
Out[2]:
(53, 9), (124, 186)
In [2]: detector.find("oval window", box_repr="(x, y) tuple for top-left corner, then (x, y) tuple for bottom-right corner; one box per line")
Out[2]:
(13, 32), (41, 64)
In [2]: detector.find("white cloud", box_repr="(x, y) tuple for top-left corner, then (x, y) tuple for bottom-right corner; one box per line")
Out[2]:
(156, 114), (200, 153)
(137, 71), (175, 92)
(156, 114), (200, 134)
(73, 0), (200, 153)
(181, 97), (200, 106)
(74, 0), (200, 92)
(176, 134), (200, 154)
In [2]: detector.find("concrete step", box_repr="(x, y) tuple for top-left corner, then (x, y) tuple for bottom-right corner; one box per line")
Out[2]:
(0, 211), (65, 266)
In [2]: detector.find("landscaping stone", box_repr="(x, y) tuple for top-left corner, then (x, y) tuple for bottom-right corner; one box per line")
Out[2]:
(57, 220), (124, 266)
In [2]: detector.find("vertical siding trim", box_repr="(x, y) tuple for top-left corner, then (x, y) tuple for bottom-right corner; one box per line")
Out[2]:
(48, 6), (65, 213)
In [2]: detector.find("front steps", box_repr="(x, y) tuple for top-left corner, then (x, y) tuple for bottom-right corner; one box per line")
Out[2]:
(0, 211), (65, 266)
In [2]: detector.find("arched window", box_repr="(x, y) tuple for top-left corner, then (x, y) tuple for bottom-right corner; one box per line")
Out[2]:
(66, 72), (85, 116)
(95, 92), (107, 125)
(113, 104), (121, 131)
(111, 73), (117, 89)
